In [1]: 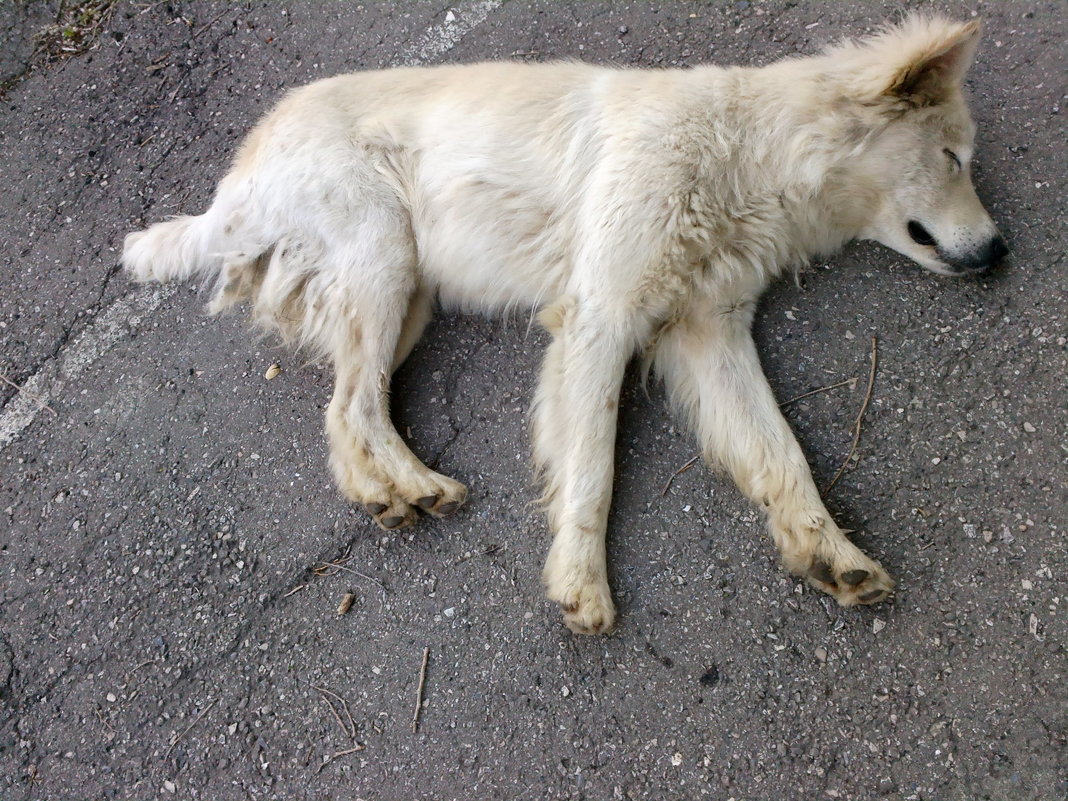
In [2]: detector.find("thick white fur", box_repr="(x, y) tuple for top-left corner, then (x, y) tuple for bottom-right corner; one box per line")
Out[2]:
(124, 16), (1001, 634)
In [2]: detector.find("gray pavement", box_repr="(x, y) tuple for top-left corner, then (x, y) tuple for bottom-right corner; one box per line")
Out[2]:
(0, 2), (1065, 799)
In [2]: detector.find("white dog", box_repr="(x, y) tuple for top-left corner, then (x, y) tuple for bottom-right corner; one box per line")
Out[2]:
(124, 15), (1006, 634)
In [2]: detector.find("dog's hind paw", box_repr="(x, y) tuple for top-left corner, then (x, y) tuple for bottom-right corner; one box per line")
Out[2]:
(805, 552), (895, 607)
(363, 500), (419, 531)
(333, 453), (467, 531)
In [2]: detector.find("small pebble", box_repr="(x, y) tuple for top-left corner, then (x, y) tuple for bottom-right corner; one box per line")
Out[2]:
(814, 646), (828, 663)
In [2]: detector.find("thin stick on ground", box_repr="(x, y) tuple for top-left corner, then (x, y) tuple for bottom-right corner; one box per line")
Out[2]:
(412, 646), (430, 734)
(94, 706), (116, 735)
(779, 377), (858, 408)
(313, 685), (356, 743)
(824, 336), (878, 494)
(317, 744), (365, 773)
(313, 560), (387, 594)
(0, 372), (58, 416)
(191, 7), (233, 39)
(661, 454), (701, 496)
(166, 698), (217, 753)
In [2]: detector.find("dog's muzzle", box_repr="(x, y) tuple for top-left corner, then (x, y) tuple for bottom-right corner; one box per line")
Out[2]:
(909, 220), (1010, 274)
(943, 234), (1010, 274)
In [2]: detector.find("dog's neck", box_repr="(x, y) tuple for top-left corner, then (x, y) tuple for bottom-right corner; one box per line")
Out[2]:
(678, 62), (880, 283)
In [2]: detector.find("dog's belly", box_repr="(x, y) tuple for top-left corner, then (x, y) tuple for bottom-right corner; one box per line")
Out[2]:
(413, 178), (573, 313)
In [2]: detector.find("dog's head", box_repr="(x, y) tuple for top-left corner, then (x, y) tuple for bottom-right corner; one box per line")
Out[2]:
(833, 16), (1008, 276)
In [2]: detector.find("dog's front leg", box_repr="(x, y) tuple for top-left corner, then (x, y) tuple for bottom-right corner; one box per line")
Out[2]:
(655, 302), (894, 606)
(535, 303), (636, 635)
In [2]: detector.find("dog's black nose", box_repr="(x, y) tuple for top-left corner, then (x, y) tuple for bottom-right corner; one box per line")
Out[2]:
(988, 235), (1009, 263)
(971, 235), (1009, 272)
(957, 234), (1009, 274)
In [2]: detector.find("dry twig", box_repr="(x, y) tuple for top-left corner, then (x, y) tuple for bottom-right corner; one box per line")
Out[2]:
(660, 454), (701, 496)
(452, 544), (501, 566)
(314, 561), (386, 593)
(824, 336), (879, 494)
(191, 7), (232, 39)
(778, 377), (857, 408)
(313, 685), (356, 743)
(317, 744), (365, 772)
(166, 699), (217, 753)
(411, 647), (430, 734)
(0, 373), (58, 416)
(94, 706), (116, 735)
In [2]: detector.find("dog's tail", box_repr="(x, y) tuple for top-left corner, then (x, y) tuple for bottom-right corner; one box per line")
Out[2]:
(122, 213), (219, 284)
(123, 168), (265, 286)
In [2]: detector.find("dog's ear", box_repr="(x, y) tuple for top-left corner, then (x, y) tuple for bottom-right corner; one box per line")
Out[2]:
(884, 18), (981, 105)
(830, 17), (982, 109)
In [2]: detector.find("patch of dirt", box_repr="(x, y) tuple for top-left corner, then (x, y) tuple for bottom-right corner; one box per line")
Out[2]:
(0, 0), (117, 97)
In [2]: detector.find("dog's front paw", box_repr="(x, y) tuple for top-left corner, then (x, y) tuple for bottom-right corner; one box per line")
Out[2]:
(806, 549), (895, 607)
(548, 580), (616, 635)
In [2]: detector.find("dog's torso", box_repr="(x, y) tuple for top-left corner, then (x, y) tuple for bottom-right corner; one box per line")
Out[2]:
(223, 60), (863, 332)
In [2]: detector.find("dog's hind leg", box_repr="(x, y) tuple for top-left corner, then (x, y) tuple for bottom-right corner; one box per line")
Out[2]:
(391, 283), (434, 373)
(322, 222), (466, 530)
(655, 300), (894, 607)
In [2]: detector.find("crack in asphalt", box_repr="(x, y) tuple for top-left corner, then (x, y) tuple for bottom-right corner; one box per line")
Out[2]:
(0, 5), (512, 778)
(2, 0), (506, 456)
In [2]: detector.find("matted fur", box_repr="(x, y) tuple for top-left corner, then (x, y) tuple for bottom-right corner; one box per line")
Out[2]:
(124, 15), (1004, 634)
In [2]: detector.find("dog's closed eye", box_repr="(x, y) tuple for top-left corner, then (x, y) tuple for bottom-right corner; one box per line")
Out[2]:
(908, 220), (937, 246)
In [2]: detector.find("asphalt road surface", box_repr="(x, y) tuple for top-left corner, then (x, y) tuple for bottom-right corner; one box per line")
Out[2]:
(0, 2), (1064, 799)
